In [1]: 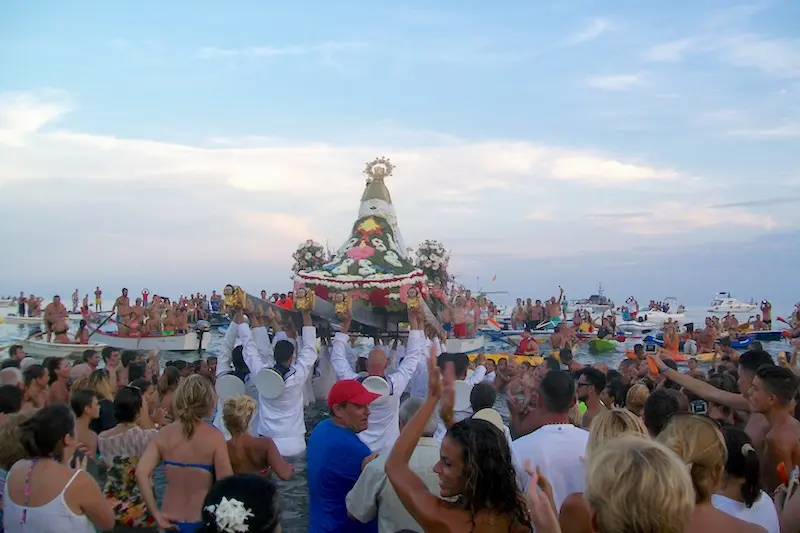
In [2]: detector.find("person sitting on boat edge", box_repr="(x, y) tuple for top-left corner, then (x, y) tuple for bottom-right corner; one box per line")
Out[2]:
(515, 328), (539, 357)
(329, 302), (426, 454)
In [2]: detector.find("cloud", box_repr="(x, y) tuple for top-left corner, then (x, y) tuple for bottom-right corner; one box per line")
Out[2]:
(644, 39), (695, 62)
(197, 42), (367, 59)
(0, 90), (71, 146)
(708, 197), (800, 209)
(726, 122), (800, 139)
(567, 18), (613, 45)
(586, 74), (643, 91)
(712, 34), (800, 78)
(590, 202), (778, 235)
(0, 90), (784, 291)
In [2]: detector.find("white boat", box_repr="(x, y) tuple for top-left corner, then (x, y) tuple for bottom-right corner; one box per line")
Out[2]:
(0, 299), (13, 308)
(90, 329), (212, 352)
(445, 336), (485, 354)
(566, 284), (614, 314)
(636, 297), (686, 326)
(1, 315), (43, 325)
(618, 320), (658, 333)
(21, 339), (107, 359)
(708, 292), (757, 314)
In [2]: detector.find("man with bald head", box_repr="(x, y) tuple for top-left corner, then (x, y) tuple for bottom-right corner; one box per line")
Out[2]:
(330, 302), (426, 453)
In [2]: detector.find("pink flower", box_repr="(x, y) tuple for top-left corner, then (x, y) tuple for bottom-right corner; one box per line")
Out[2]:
(346, 242), (375, 261)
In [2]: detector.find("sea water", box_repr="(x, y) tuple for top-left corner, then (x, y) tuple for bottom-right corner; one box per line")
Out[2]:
(1, 304), (793, 531)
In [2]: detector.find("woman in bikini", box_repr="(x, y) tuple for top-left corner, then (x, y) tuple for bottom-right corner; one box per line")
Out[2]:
(136, 375), (233, 533)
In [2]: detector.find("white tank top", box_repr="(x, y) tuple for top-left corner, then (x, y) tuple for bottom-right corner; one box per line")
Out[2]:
(2, 466), (94, 533)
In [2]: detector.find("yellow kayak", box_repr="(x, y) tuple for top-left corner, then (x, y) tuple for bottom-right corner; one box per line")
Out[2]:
(469, 353), (544, 366)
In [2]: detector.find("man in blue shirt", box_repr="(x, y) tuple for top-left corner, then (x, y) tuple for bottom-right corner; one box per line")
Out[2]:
(307, 379), (381, 533)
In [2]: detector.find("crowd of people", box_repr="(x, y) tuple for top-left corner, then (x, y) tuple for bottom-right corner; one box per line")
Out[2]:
(1, 294), (800, 532)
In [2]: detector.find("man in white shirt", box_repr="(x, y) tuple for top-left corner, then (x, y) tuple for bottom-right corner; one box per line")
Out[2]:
(235, 308), (318, 457)
(330, 304), (425, 453)
(512, 370), (589, 510)
(434, 352), (487, 443)
(346, 397), (440, 532)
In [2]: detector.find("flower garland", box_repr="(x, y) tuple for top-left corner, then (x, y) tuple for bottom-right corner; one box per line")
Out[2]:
(414, 240), (450, 287)
(291, 239), (329, 275)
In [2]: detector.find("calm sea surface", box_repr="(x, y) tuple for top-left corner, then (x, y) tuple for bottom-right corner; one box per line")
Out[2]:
(1, 303), (792, 531)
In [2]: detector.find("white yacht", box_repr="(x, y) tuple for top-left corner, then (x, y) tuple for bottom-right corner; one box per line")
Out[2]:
(566, 284), (614, 314)
(708, 292), (757, 314)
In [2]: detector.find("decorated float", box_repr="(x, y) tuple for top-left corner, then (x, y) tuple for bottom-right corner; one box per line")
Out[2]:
(222, 158), (443, 335)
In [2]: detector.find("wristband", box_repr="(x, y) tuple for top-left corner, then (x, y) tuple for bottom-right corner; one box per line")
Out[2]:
(658, 365), (669, 374)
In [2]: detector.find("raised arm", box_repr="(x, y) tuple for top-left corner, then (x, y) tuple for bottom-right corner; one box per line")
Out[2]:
(467, 352), (487, 386)
(388, 307), (426, 393)
(291, 310), (319, 384)
(385, 343), (450, 531)
(649, 352), (750, 410)
(330, 311), (358, 380)
(216, 316), (240, 378)
(238, 318), (267, 375)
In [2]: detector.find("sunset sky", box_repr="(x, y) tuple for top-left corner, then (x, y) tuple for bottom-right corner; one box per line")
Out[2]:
(1, 1), (798, 307)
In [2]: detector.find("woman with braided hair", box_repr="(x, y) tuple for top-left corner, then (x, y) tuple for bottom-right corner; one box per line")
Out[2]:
(135, 375), (232, 533)
(386, 345), (533, 532)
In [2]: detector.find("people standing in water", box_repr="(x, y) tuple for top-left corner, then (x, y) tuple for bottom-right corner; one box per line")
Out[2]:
(136, 375), (232, 533)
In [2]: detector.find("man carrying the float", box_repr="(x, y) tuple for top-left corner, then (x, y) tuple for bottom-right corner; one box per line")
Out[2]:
(239, 303), (319, 457)
(329, 302), (425, 453)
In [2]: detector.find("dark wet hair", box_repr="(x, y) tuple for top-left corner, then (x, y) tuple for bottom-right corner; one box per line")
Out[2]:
(755, 365), (800, 406)
(121, 350), (139, 368)
(130, 378), (152, 395)
(469, 382), (496, 412)
(128, 361), (147, 382)
(738, 350), (775, 375)
(82, 349), (97, 363)
(544, 356), (561, 371)
(274, 340), (295, 366)
(201, 474), (281, 532)
(231, 346), (248, 374)
(0, 385), (23, 414)
(721, 425), (761, 508)
(19, 404), (75, 459)
(539, 370), (575, 413)
(577, 367), (606, 394)
(114, 385), (143, 423)
(450, 353), (470, 378)
(23, 364), (46, 389)
(70, 389), (96, 418)
(45, 357), (65, 385)
(604, 377), (629, 407)
(643, 388), (685, 437)
(445, 418), (531, 529)
(559, 348), (573, 363)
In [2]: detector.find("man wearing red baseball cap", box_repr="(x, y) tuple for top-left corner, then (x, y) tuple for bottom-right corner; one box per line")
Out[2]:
(307, 379), (382, 532)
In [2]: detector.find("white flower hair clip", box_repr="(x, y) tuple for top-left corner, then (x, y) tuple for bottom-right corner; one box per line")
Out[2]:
(205, 497), (255, 533)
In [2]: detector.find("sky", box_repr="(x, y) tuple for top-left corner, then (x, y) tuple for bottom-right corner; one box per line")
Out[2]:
(1, 1), (799, 308)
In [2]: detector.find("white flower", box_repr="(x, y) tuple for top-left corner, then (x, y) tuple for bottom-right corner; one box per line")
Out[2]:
(205, 497), (254, 533)
(315, 250), (322, 257)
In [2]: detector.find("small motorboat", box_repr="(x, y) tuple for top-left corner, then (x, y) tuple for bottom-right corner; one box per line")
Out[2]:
(708, 292), (757, 314)
(618, 320), (658, 333)
(2, 315), (44, 326)
(21, 339), (107, 359)
(566, 284), (614, 314)
(744, 330), (785, 343)
(0, 299), (13, 308)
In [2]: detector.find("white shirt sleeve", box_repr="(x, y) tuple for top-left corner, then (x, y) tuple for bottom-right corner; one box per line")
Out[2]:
(330, 332), (358, 380)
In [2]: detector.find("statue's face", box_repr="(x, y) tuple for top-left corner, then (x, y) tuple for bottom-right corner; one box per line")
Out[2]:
(296, 288), (308, 299)
(223, 285), (233, 296)
(407, 287), (419, 298)
(333, 293), (344, 303)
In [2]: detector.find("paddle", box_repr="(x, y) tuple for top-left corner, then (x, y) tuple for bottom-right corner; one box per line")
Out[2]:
(88, 311), (116, 340)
